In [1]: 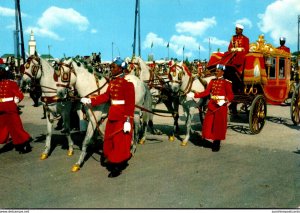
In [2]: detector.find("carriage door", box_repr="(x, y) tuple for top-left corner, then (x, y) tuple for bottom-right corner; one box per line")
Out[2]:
(278, 57), (289, 101)
(265, 57), (289, 104)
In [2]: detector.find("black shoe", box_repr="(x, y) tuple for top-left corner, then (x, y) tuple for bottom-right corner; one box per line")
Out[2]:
(41, 116), (46, 119)
(15, 140), (32, 154)
(108, 171), (121, 178)
(212, 140), (220, 152)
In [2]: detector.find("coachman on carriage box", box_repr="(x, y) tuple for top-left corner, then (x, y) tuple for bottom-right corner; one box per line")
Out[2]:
(0, 61), (32, 154)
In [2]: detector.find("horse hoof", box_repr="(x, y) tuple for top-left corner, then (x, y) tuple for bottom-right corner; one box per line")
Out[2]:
(138, 139), (145, 145)
(40, 153), (48, 160)
(71, 164), (80, 172)
(169, 136), (175, 142)
(180, 141), (188, 146)
(67, 150), (74, 156)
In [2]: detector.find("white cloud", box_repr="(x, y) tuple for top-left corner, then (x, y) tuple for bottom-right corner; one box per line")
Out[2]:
(37, 6), (89, 31)
(170, 35), (200, 57)
(234, 0), (242, 14)
(0, 6), (27, 17)
(175, 17), (217, 36)
(235, 18), (253, 29)
(258, 0), (300, 45)
(25, 27), (63, 41)
(25, 6), (89, 41)
(204, 37), (229, 47)
(0, 6), (15, 16)
(143, 32), (165, 48)
(91, 29), (97, 34)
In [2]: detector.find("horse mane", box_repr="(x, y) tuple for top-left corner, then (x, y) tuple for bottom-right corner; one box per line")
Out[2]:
(72, 57), (94, 73)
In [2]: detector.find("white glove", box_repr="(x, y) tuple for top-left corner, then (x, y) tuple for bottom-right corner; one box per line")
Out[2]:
(80, 97), (91, 105)
(217, 100), (226, 106)
(123, 121), (131, 133)
(187, 92), (194, 98)
(14, 96), (20, 104)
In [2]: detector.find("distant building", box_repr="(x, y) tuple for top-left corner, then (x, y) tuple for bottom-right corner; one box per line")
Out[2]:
(28, 30), (36, 56)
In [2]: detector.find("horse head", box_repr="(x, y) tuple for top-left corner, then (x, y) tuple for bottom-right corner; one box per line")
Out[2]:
(22, 54), (43, 83)
(56, 58), (77, 99)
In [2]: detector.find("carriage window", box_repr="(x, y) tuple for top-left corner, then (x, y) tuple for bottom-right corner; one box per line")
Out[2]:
(279, 58), (285, 79)
(268, 58), (276, 79)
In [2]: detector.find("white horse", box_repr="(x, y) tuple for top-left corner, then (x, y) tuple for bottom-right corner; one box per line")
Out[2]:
(167, 61), (215, 146)
(21, 53), (75, 159)
(128, 56), (180, 138)
(56, 58), (153, 172)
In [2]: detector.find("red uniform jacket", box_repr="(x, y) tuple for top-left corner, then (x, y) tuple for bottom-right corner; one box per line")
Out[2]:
(277, 45), (290, 53)
(228, 34), (250, 53)
(194, 78), (234, 140)
(91, 76), (135, 163)
(91, 77), (135, 122)
(0, 79), (30, 144)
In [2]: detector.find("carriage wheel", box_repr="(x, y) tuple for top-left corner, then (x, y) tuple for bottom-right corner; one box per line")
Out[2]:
(249, 95), (267, 134)
(290, 84), (300, 125)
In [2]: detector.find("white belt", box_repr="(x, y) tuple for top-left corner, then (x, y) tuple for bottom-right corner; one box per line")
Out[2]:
(0, 97), (14, 102)
(211, 96), (225, 100)
(231, 47), (244, 52)
(111, 100), (125, 105)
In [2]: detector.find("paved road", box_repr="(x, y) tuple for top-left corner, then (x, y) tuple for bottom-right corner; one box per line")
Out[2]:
(1, 95), (300, 209)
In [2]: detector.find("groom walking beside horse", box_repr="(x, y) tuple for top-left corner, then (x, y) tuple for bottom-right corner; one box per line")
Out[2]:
(81, 57), (135, 178)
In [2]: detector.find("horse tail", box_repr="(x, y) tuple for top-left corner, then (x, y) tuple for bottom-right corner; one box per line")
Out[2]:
(142, 83), (152, 123)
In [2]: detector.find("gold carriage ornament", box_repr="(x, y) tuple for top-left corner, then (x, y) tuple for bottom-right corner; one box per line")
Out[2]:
(249, 34), (291, 58)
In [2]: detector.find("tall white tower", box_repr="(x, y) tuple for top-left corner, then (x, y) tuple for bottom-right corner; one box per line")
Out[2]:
(28, 30), (36, 56)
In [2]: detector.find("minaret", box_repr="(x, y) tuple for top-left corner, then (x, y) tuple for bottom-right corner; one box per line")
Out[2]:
(28, 30), (36, 56)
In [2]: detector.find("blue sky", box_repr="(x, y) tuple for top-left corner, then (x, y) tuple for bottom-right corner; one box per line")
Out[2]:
(0, 0), (299, 62)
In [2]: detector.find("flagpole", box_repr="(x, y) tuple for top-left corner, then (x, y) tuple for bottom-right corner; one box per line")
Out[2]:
(167, 43), (169, 60)
(208, 37), (211, 59)
(182, 45), (185, 62)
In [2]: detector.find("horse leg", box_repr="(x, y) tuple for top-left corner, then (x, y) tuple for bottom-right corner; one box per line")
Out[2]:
(132, 112), (140, 153)
(71, 109), (106, 172)
(62, 105), (74, 157)
(72, 121), (95, 172)
(147, 103), (162, 135)
(180, 104), (192, 146)
(166, 98), (180, 142)
(40, 116), (53, 160)
(138, 109), (150, 145)
(173, 96), (180, 133)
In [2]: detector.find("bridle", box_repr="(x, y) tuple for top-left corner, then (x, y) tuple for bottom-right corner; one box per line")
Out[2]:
(167, 63), (194, 96)
(23, 55), (57, 94)
(56, 60), (109, 99)
(23, 55), (42, 81)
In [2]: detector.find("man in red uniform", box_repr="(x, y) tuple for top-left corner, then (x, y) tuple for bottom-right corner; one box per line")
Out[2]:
(224, 23), (250, 73)
(187, 64), (234, 152)
(81, 57), (135, 178)
(277, 37), (290, 53)
(228, 24), (249, 53)
(0, 63), (32, 154)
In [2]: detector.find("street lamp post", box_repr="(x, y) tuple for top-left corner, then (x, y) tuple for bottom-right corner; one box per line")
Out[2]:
(48, 45), (51, 60)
